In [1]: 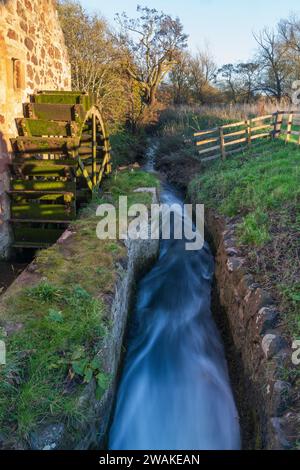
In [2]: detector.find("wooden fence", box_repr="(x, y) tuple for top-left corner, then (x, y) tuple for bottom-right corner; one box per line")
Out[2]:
(194, 111), (300, 162)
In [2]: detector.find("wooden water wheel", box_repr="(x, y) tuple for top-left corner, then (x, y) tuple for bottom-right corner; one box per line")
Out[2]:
(9, 91), (111, 250)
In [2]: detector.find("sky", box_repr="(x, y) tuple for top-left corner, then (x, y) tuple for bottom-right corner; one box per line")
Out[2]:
(80, 0), (300, 65)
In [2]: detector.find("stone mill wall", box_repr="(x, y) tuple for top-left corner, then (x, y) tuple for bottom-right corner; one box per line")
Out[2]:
(0, 0), (71, 257)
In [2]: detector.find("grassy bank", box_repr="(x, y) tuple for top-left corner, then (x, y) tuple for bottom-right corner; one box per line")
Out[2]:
(189, 139), (300, 342)
(156, 106), (299, 345)
(0, 170), (159, 446)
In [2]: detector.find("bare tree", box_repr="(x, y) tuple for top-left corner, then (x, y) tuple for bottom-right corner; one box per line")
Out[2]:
(188, 49), (217, 103)
(254, 28), (292, 102)
(115, 5), (188, 108)
(278, 15), (300, 53)
(169, 48), (218, 105)
(169, 51), (191, 105)
(58, 1), (114, 98)
(278, 16), (300, 82)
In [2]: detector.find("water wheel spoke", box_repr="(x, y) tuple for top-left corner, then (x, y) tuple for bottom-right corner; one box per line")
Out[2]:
(77, 157), (93, 191)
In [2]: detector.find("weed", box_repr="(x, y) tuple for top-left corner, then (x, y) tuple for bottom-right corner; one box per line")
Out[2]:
(27, 282), (61, 304)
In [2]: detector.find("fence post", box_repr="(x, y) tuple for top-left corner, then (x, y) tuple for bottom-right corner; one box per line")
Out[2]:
(274, 111), (283, 139)
(286, 112), (293, 143)
(219, 127), (226, 160)
(246, 119), (251, 146)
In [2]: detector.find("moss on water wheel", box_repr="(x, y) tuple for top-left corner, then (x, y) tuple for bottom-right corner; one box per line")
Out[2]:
(9, 91), (112, 250)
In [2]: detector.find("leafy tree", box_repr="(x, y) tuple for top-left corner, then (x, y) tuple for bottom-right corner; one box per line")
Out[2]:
(235, 63), (259, 103)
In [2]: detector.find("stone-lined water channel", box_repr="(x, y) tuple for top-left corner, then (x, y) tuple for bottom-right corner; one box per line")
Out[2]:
(108, 146), (240, 450)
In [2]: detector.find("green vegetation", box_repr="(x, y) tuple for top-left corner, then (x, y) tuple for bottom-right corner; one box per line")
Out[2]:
(157, 108), (300, 342)
(0, 283), (105, 439)
(189, 140), (299, 244)
(156, 106), (246, 160)
(158, 107), (233, 137)
(155, 107), (246, 188)
(156, 103), (299, 389)
(189, 139), (300, 339)
(106, 170), (159, 199)
(110, 130), (148, 167)
(0, 170), (158, 444)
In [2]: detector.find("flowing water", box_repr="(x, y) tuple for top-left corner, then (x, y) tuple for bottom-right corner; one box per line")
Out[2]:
(109, 148), (241, 450)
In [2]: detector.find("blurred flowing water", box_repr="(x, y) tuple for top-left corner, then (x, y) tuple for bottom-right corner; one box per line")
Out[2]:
(109, 148), (240, 450)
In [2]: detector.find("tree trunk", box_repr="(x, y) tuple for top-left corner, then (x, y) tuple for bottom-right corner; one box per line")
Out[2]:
(149, 88), (157, 107)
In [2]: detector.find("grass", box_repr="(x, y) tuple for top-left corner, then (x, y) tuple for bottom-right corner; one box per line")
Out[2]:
(188, 139), (300, 341)
(156, 105), (299, 344)
(157, 104), (299, 390)
(157, 107), (233, 145)
(0, 284), (104, 439)
(0, 169), (159, 445)
(188, 140), (300, 243)
(106, 169), (159, 198)
(154, 107), (276, 191)
(156, 103), (299, 347)
(154, 107), (244, 181)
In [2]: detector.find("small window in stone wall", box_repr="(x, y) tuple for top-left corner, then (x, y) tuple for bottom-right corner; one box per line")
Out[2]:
(12, 58), (23, 91)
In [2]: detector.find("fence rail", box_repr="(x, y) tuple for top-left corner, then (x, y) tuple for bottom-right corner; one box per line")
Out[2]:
(193, 111), (300, 162)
